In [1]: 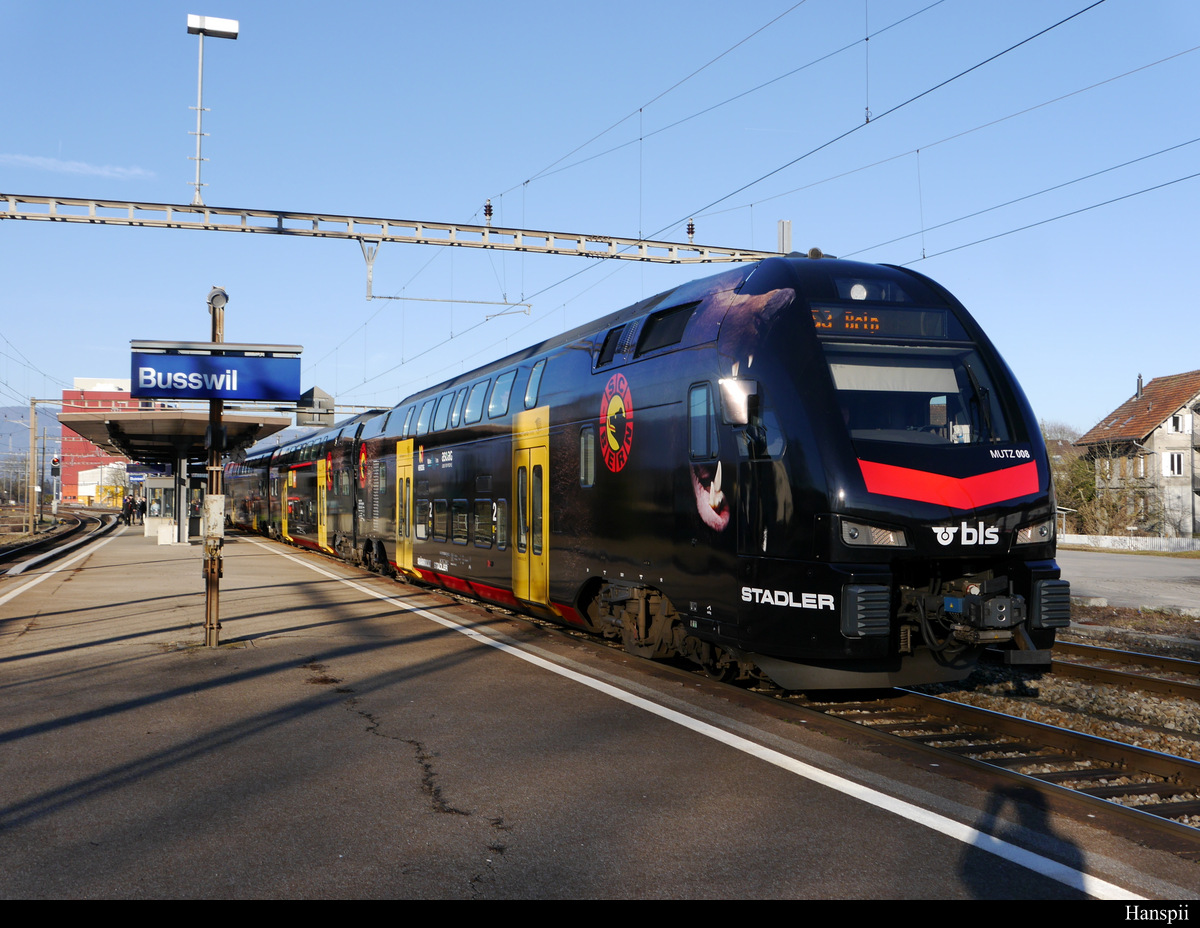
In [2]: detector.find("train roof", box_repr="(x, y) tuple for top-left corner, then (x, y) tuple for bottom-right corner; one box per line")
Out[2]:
(391, 255), (960, 407)
(239, 408), (387, 461)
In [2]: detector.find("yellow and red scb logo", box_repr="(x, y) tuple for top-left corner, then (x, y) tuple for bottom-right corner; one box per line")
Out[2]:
(599, 373), (633, 473)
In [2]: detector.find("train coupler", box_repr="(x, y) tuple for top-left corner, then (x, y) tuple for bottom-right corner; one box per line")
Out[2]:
(999, 624), (1053, 667)
(950, 625), (1014, 646)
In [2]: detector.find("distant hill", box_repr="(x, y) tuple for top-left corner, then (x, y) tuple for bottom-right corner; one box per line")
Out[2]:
(0, 406), (60, 443)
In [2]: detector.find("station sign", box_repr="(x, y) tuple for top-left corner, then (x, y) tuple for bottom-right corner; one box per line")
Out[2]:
(130, 341), (302, 402)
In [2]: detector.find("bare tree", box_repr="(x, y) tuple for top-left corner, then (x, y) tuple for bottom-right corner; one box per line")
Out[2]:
(1073, 438), (1163, 536)
(1039, 419), (1081, 442)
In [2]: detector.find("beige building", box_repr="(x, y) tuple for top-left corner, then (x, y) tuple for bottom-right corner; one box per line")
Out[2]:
(1075, 371), (1200, 537)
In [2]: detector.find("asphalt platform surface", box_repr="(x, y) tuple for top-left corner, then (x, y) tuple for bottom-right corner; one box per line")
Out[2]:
(1, 526), (1196, 900)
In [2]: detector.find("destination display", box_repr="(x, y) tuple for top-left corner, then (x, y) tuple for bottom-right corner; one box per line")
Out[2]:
(810, 304), (950, 339)
(131, 350), (301, 401)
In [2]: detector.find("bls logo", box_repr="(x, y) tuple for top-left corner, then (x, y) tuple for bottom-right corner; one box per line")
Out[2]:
(933, 522), (1000, 546)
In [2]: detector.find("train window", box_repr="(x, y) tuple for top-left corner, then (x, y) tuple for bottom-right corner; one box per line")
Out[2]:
(496, 499), (508, 550)
(596, 326), (624, 366)
(415, 399), (436, 435)
(579, 426), (595, 486)
(824, 343), (1014, 444)
(464, 380), (489, 424)
(433, 500), (449, 541)
(452, 500), (469, 544)
(489, 371), (517, 418)
(689, 384), (718, 459)
(473, 500), (494, 548)
(525, 360), (546, 409)
(450, 387), (468, 428)
(415, 498), (430, 540)
(433, 393), (454, 432)
(402, 406), (415, 436)
(637, 302), (698, 356)
(531, 465), (543, 556)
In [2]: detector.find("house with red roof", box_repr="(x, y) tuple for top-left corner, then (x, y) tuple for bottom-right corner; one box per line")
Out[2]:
(1075, 371), (1200, 537)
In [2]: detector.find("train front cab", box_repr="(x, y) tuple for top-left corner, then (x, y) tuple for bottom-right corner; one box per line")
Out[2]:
(715, 258), (1069, 689)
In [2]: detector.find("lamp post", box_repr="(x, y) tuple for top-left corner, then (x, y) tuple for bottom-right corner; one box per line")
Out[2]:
(204, 286), (228, 647)
(187, 14), (239, 207)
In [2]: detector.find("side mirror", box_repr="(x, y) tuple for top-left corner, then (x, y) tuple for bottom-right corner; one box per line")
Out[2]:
(719, 378), (758, 426)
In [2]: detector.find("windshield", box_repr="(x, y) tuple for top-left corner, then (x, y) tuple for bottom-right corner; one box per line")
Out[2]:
(822, 342), (1012, 445)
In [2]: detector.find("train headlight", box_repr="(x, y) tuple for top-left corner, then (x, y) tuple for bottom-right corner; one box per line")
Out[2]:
(1014, 519), (1054, 545)
(841, 518), (908, 547)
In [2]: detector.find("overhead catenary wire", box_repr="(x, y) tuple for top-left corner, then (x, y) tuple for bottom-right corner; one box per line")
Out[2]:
(903, 169), (1200, 264)
(843, 135), (1200, 258)
(490, 1), (813, 201)
(455, 2), (1117, 343)
(647, 0), (1110, 242)
(322, 0), (1140, 408)
(481, 2), (949, 197)
(693, 43), (1200, 222)
(346, 1), (1052, 402)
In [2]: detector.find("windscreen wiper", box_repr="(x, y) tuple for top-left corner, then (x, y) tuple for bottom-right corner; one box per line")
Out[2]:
(962, 361), (994, 441)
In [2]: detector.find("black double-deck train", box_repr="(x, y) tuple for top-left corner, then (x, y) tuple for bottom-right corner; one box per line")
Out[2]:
(226, 254), (1068, 689)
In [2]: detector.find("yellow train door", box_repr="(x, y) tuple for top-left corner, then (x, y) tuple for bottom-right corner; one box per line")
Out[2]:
(281, 468), (291, 540)
(317, 456), (329, 552)
(512, 407), (549, 605)
(395, 439), (414, 576)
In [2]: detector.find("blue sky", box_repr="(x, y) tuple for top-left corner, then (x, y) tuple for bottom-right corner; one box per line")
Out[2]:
(2, 0), (1198, 435)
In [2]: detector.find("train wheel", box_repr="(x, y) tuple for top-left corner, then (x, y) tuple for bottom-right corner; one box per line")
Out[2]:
(699, 643), (737, 683)
(374, 542), (394, 577)
(620, 620), (662, 659)
(616, 589), (677, 660)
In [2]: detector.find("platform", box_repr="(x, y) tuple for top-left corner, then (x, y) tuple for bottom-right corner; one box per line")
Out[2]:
(0, 528), (1195, 900)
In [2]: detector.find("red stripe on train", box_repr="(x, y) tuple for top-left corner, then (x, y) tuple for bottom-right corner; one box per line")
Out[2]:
(857, 459), (1039, 509)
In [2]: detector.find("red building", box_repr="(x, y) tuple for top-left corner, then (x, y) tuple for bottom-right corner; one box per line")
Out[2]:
(60, 378), (140, 502)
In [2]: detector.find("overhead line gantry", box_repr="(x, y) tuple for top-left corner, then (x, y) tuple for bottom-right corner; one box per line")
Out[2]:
(1, 192), (780, 266)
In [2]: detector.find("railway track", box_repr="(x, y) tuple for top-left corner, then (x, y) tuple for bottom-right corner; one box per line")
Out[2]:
(1050, 641), (1200, 701)
(521, 597), (1200, 850)
(0, 510), (117, 576)
(797, 685), (1200, 855)
(557, 610), (1200, 851)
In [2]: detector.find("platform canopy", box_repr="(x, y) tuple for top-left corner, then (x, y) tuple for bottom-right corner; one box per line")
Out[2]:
(58, 409), (292, 465)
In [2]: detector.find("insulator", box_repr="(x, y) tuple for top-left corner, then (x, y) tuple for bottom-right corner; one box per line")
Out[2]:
(686, 218), (695, 243)
(484, 199), (493, 226)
